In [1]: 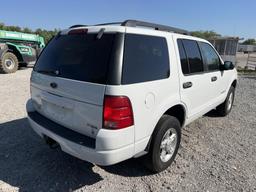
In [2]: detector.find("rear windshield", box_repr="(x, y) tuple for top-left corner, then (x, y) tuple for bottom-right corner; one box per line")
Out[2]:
(34, 33), (115, 84)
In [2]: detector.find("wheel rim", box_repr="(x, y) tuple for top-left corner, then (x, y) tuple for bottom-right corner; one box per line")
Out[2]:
(160, 128), (178, 163)
(227, 92), (233, 111)
(4, 58), (15, 70)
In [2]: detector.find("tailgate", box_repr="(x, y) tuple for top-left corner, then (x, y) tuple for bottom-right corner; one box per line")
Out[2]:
(31, 72), (105, 138)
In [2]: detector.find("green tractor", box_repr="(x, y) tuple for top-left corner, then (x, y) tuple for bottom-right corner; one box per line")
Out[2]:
(0, 30), (45, 73)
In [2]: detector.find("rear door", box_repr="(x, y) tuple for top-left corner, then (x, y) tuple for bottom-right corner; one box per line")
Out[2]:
(176, 38), (211, 120)
(31, 31), (116, 138)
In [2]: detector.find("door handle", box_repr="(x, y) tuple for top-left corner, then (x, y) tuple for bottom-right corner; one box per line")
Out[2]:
(211, 76), (217, 82)
(183, 82), (193, 89)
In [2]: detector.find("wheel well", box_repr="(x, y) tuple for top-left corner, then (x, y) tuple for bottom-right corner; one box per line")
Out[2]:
(164, 105), (186, 127)
(6, 45), (23, 63)
(144, 104), (186, 152)
(231, 80), (237, 88)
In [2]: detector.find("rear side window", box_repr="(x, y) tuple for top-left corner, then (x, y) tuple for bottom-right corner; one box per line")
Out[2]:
(122, 34), (170, 84)
(199, 42), (220, 71)
(182, 39), (204, 74)
(34, 33), (115, 84)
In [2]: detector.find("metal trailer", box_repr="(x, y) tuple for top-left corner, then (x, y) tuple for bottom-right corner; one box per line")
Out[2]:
(209, 37), (239, 65)
(238, 44), (256, 53)
(0, 30), (45, 74)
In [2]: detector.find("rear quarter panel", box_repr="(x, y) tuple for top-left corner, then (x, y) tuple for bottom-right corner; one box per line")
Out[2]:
(105, 31), (182, 154)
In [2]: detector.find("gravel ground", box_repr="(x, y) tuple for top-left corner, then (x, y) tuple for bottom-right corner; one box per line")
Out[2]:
(236, 52), (256, 69)
(0, 69), (255, 192)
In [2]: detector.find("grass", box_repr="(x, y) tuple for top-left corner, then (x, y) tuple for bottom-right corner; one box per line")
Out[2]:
(237, 68), (256, 75)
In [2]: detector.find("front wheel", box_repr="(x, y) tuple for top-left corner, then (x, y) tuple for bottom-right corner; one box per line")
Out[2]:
(216, 86), (235, 116)
(0, 52), (19, 74)
(144, 115), (181, 173)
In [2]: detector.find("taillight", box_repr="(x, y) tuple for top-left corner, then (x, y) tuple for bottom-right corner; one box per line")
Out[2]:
(103, 96), (134, 129)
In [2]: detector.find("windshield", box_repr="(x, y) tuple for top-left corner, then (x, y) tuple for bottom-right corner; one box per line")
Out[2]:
(34, 33), (115, 84)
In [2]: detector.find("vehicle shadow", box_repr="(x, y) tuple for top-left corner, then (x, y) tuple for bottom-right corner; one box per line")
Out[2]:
(0, 118), (103, 192)
(0, 118), (152, 191)
(99, 157), (153, 177)
(204, 109), (220, 118)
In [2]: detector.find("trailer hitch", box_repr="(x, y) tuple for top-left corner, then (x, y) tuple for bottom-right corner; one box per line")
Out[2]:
(44, 135), (59, 149)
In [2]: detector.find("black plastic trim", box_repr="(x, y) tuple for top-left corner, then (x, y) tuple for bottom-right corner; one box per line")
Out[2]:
(28, 111), (96, 149)
(107, 32), (125, 85)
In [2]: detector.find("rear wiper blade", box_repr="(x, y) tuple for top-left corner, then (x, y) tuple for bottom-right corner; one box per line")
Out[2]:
(36, 70), (60, 76)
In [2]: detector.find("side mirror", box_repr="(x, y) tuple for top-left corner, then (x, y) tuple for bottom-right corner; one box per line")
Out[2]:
(220, 61), (235, 71)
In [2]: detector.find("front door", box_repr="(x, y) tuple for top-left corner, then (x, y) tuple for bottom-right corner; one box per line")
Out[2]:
(176, 38), (213, 120)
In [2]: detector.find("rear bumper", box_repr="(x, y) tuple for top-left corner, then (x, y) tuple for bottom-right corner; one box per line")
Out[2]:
(26, 99), (135, 165)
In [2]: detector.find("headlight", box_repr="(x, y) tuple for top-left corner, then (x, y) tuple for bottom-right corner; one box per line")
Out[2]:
(20, 47), (29, 52)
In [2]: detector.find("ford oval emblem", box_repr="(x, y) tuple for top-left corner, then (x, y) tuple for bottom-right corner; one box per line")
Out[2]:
(50, 82), (57, 89)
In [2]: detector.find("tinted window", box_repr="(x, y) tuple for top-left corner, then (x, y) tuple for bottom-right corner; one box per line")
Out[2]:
(122, 34), (170, 84)
(34, 34), (115, 84)
(182, 39), (203, 73)
(177, 39), (189, 74)
(199, 42), (220, 71)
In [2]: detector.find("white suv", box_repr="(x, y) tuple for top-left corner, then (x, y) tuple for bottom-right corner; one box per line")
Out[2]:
(26, 20), (237, 173)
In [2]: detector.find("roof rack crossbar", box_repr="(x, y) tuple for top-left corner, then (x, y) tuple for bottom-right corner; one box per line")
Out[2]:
(121, 20), (189, 35)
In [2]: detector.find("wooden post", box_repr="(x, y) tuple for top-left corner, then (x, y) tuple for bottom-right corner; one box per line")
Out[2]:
(246, 52), (250, 69)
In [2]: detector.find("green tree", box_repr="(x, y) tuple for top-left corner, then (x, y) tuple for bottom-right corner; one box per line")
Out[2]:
(0, 23), (5, 29)
(242, 38), (256, 45)
(191, 30), (221, 39)
(23, 27), (32, 33)
(0, 22), (59, 44)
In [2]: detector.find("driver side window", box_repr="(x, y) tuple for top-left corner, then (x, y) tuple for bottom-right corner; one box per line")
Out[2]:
(199, 42), (221, 71)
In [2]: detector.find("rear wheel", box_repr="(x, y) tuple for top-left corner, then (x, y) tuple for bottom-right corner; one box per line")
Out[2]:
(0, 52), (19, 74)
(216, 86), (235, 116)
(144, 115), (181, 173)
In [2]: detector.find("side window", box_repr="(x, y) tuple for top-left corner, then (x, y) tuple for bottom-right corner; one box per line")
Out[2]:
(182, 39), (204, 74)
(199, 42), (220, 71)
(177, 39), (189, 74)
(122, 34), (170, 84)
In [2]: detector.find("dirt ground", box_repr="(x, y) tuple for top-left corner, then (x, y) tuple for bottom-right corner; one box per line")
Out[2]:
(0, 69), (255, 192)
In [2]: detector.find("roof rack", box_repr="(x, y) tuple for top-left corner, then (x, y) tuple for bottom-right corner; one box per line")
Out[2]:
(95, 22), (122, 26)
(69, 25), (87, 29)
(121, 20), (189, 35)
(69, 20), (189, 35)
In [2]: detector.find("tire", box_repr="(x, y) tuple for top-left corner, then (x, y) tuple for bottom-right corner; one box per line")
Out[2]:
(0, 52), (19, 74)
(216, 86), (235, 116)
(144, 115), (181, 173)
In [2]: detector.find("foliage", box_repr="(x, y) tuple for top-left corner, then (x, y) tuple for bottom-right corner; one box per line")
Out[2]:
(0, 22), (59, 43)
(242, 38), (256, 45)
(191, 30), (221, 39)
